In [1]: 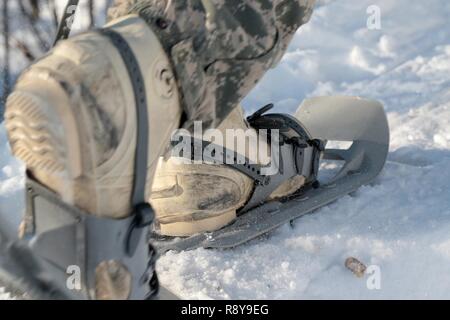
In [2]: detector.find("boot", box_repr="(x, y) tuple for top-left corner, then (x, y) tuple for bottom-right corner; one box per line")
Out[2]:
(5, 15), (182, 219)
(4, 14), (182, 300)
(150, 106), (308, 237)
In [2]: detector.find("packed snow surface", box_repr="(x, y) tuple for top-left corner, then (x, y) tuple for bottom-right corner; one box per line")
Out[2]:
(1, 0), (450, 299)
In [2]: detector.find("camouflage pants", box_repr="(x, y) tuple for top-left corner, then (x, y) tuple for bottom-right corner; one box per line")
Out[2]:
(108, 0), (316, 129)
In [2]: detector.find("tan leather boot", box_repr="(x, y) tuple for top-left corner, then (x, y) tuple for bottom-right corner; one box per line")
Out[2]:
(150, 106), (307, 237)
(5, 15), (182, 219)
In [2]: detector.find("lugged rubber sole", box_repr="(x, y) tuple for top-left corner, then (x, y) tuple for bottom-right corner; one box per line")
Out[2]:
(5, 91), (66, 174)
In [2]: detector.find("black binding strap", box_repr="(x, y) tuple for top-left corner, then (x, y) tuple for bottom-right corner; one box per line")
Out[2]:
(54, 0), (80, 46)
(241, 110), (323, 212)
(99, 29), (149, 209)
(173, 138), (269, 185)
(176, 105), (324, 214)
(98, 28), (158, 299)
(54, 13), (151, 195)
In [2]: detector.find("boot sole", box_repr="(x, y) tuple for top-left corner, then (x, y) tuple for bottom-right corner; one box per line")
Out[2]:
(5, 92), (65, 173)
(5, 87), (82, 179)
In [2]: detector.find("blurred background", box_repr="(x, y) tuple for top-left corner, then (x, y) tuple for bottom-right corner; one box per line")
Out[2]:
(0, 0), (112, 119)
(1, 0), (450, 119)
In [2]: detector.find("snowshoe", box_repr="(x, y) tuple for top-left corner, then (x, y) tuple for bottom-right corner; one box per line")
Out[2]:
(149, 96), (390, 252)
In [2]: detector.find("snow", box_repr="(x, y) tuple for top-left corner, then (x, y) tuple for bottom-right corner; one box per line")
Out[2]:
(0, 287), (14, 300)
(1, 0), (450, 299)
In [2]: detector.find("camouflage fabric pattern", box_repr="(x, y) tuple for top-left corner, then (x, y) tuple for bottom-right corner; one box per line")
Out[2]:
(108, 0), (316, 130)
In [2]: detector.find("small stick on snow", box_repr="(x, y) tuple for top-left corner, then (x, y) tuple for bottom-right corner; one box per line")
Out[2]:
(345, 257), (367, 278)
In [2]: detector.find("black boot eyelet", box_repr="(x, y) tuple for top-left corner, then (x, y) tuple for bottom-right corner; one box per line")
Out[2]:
(156, 18), (168, 30)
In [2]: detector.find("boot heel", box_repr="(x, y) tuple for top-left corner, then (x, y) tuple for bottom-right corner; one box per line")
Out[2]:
(5, 91), (66, 174)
